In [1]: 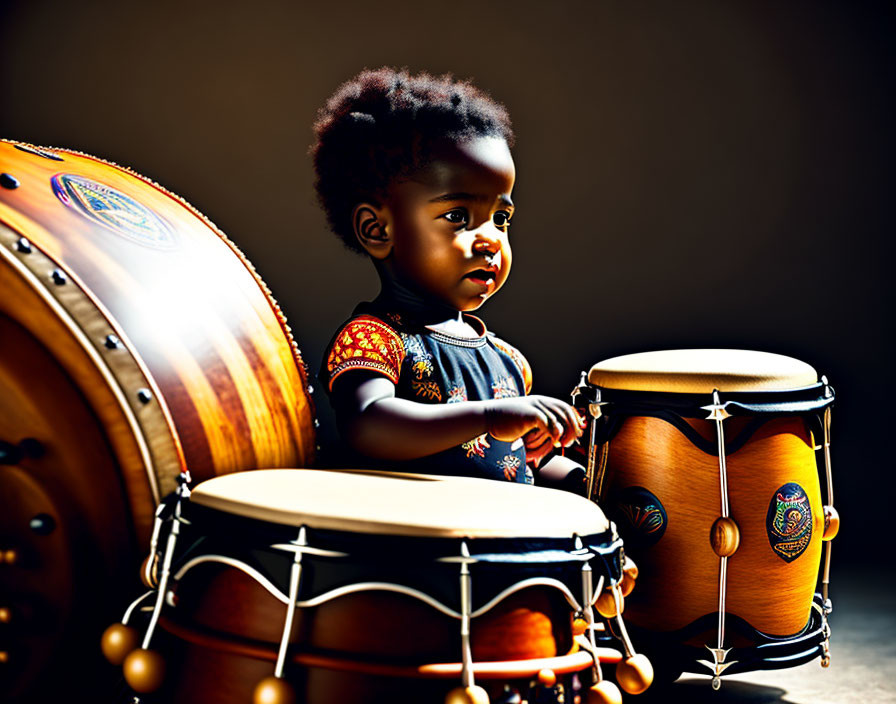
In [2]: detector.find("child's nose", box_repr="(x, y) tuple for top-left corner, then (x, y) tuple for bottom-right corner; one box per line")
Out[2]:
(471, 231), (501, 256)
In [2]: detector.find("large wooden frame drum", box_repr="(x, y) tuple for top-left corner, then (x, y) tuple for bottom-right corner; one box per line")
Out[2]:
(111, 470), (640, 704)
(575, 349), (837, 687)
(0, 140), (315, 698)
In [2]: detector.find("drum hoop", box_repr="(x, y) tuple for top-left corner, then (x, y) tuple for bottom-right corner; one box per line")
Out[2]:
(0, 221), (183, 506)
(183, 502), (620, 567)
(590, 381), (834, 418)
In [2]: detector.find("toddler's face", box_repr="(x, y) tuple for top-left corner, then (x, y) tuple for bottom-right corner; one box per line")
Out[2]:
(384, 135), (515, 312)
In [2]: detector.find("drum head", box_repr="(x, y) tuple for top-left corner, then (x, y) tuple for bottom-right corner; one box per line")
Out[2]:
(588, 349), (818, 393)
(190, 469), (609, 538)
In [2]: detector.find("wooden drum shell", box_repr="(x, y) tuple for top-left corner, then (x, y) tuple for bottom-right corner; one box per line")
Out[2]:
(601, 414), (823, 638)
(158, 563), (574, 704)
(0, 140), (315, 697)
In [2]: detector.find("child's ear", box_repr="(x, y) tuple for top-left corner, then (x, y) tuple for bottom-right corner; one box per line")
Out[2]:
(353, 203), (392, 259)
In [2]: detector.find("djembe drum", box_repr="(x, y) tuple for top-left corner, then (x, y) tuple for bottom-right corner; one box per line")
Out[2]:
(0, 140), (315, 699)
(573, 350), (837, 688)
(103, 469), (654, 704)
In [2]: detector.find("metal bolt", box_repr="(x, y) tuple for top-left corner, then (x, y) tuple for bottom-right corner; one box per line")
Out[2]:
(307, 385), (314, 394)
(136, 388), (153, 404)
(0, 173), (20, 189)
(29, 514), (56, 535)
(313, 419), (320, 428)
(15, 237), (32, 253)
(105, 334), (122, 349)
(51, 269), (67, 285)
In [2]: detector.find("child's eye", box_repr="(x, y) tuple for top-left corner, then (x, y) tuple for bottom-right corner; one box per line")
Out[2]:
(493, 211), (512, 228)
(443, 209), (468, 226)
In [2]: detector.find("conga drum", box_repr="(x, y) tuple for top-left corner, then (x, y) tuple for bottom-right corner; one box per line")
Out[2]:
(0, 140), (315, 699)
(106, 469), (653, 704)
(574, 350), (837, 687)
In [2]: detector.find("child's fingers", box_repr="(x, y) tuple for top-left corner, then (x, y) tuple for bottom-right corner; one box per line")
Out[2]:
(533, 399), (565, 445)
(524, 428), (550, 448)
(525, 436), (554, 467)
(540, 398), (583, 447)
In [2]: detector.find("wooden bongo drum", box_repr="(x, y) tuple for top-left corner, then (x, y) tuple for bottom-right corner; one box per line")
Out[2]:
(108, 469), (651, 704)
(0, 140), (315, 698)
(574, 350), (837, 688)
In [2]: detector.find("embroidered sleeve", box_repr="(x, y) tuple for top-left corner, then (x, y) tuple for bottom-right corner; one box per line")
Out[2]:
(491, 336), (533, 394)
(325, 315), (406, 391)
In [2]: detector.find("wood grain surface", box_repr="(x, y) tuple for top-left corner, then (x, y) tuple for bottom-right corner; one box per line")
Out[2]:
(0, 140), (317, 700)
(601, 415), (823, 637)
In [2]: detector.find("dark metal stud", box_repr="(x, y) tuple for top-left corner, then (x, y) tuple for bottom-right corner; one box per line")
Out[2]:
(313, 419), (320, 428)
(51, 269), (67, 285)
(29, 514), (56, 535)
(136, 388), (153, 404)
(0, 173), (20, 189)
(105, 334), (122, 350)
(15, 237), (32, 253)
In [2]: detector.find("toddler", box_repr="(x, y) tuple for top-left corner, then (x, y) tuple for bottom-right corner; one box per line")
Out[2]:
(314, 68), (585, 491)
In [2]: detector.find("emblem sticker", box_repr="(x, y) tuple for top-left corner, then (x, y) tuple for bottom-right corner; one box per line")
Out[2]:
(613, 486), (667, 548)
(767, 482), (812, 562)
(51, 174), (177, 249)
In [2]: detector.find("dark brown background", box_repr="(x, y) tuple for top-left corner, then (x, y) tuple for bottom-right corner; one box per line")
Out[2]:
(1, 0), (892, 565)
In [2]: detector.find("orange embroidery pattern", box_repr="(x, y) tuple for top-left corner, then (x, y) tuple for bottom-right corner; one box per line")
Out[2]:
(412, 378), (442, 402)
(326, 316), (405, 389)
(463, 433), (491, 458)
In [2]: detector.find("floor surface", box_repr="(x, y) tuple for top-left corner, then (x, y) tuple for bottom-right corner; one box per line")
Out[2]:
(638, 573), (896, 703)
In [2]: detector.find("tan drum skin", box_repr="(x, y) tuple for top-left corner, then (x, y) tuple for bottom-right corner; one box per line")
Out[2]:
(589, 350), (824, 638)
(0, 139), (315, 698)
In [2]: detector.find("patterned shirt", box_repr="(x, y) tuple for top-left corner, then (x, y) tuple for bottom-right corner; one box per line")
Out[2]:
(322, 305), (534, 483)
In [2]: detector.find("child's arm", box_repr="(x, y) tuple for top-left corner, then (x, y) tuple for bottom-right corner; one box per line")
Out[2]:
(331, 371), (583, 461)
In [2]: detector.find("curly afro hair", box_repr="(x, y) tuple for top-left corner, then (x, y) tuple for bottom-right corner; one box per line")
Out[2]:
(311, 67), (514, 253)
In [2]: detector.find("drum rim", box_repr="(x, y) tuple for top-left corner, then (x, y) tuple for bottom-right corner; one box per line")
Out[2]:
(188, 469), (611, 539)
(588, 348), (820, 395)
(585, 380), (834, 418)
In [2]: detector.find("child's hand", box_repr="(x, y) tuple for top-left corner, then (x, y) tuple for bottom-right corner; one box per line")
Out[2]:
(485, 395), (584, 449)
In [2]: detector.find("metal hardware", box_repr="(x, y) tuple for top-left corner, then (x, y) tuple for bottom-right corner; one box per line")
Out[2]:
(274, 526), (307, 678)
(51, 268), (66, 285)
(29, 514), (56, 535)
(701, 389), (735, 688)
(136, 388), (153, 404)
(0, 438), (45, 465)
(0, 173), (20, 189)
(15, 237), (31, 253)
(140, 474), (191, 650)
(458, 541), (476, 689)
(105, 334), (122, 349)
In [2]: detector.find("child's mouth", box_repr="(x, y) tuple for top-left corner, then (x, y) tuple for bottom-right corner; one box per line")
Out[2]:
(463, 269), (496, 287)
